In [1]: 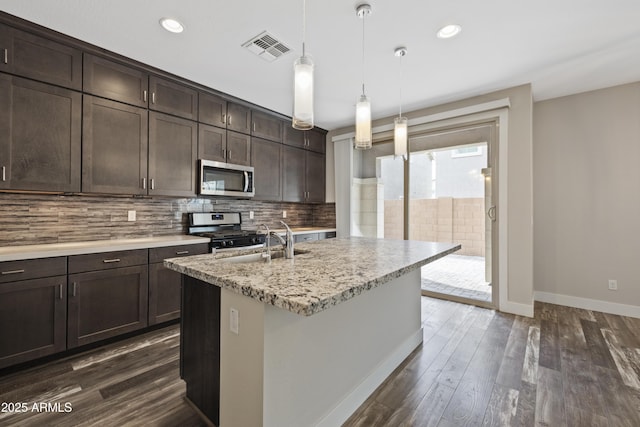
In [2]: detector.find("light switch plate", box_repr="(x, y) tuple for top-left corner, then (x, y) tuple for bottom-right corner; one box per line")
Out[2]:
(282, 210), (287, 218)
(127, 210), (136, 221)
(249, 211), (254, 219)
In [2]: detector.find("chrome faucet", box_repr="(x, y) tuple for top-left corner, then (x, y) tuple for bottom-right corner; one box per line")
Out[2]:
(279, 220), (294, 259)
(262, 224), (272, 261)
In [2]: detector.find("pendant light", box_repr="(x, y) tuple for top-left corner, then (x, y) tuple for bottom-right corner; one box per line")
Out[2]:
(394, 47), (408, 158)
(354, 3), (372, 149)
(292, 0), (314, 130)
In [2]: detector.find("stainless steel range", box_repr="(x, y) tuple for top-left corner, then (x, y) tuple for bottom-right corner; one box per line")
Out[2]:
(188, 212), (265, 252)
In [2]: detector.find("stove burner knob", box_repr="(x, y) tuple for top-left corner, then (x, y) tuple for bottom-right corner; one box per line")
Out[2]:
(227, 240), (234, 247)
(250, 237), (257, 244)
(220, 241), (227, 248)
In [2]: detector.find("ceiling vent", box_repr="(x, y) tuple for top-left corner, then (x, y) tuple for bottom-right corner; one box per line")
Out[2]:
(242, 31), (291, 62)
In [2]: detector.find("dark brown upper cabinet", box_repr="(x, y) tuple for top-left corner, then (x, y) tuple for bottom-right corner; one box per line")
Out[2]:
(83, 54), (149, 107)
(251, 137), (282, 201)
(252, 111), (283, 143)
(226, 131), (251, 166)
(0, 74), (81, 192)
(149, 76), (198, 121)
(198, 123), (227, 163)
(149, 111), (198, 197)
(282, 145), (325, 203)
(226, 102), (251, 134)
(199, 92), (227, 128)
(284, 126), (326, 154)
(82, 95), (148, 195)
(0, 23), (82, 90)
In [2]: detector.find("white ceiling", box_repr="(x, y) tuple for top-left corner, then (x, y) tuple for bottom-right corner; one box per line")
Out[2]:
(1, 0), (639, 130)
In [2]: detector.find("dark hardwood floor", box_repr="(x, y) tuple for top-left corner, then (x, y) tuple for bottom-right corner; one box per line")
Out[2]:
(1, 298), (639, 426)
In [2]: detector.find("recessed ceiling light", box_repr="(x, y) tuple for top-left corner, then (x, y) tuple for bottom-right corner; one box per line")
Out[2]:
(437, 24), (462, 39)
(159, 17), (184, 34)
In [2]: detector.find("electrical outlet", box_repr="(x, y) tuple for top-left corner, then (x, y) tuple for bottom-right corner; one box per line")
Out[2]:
(608, 279), (618, 291)
(230, 308), (239, 334)
(282, 210), (287, 218)
(249, 211), (254, 220)
(127, 210), (136, 222)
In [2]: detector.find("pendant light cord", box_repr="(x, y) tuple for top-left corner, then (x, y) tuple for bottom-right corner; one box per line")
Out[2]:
(399, 54), (403, 117)
(361, 11), (366, 96)
(302, 0), (306, 56)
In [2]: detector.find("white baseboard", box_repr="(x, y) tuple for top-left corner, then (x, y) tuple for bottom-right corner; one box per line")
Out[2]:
(499, 299), (534, 318)
(316, 328), (424, 427)
(535, 291), (640, 319)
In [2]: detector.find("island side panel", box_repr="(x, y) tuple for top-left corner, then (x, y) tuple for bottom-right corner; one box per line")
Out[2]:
(219, 288), (265, 427)
(181, 276), (221, 426)
(262, 268), (423, 427)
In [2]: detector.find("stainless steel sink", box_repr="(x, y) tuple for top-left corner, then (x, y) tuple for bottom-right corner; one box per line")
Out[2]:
(218, 249), (309, 264)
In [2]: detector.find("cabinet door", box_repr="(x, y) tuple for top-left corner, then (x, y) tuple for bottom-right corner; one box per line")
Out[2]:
(283, 126), (306, 149)
(199, 92), (227, 128)
(149, 76), (198, 120)
(226, 131), (251, 166)
(83, 54), (149, 107)
(148, 243), (209, 325)
(306, 129), (326, 154)
(149, 112), (198, 197)
(68, 265), (148, 348)
(82, 95), (148, 194)
(306, 150), (326, 203)
(0, 74), (81, 192)
(0, 24), (82, 90)
(226, 102), (251, 134)
(252, 137), (282, 201)
(198, 123), (227, 163)
(282, 145), (305, 202)
(0, 276), (67, 369)
(252, 111), (282, 142)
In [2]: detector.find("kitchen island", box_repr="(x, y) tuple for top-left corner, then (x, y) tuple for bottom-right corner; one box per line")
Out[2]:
(165, 237), (459, 427)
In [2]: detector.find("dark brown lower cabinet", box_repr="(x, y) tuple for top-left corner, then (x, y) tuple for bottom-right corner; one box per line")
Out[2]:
(67, 265), (148, 348)
(181, 275), (221, 426)
(148, 243), (209, 325)
(0, 276), (67, 369)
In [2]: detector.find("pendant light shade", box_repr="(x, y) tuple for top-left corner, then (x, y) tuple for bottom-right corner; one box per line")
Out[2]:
(394, 116), (408, 157)
(355, 94), (372, 148)
(354, 3), (372, 150)
(292, 0), (314, 130)
(393, 46), (408, 158)
(293, 54), (314, 130)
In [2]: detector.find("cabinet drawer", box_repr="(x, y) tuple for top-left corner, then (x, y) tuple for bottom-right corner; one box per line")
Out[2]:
(319, 231), (336, 239)
(0, 257), (67, 284)
(150, 243), (209, 263)
(294, 233), (319, 243)
(69, 249), (148, 273)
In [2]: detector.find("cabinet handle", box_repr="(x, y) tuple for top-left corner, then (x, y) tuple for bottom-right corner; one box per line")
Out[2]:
(2, 48), (7, 64)
(150, 178), (155, 190)
(1, 166), (5, 182)
(1, 269), (25, 275)
(59, 284), (64, 300)
(72, 282), (77, 297)
(228, 150), (231, 159)
(222, 114), (227, 125)
(143, 90), (148, 102)
(228, 115), (232, 126)
(253, 122), (256, 132)
(151, 92), (156, 104)
(142, 177), (147, 189)
(102, 258), (121, 263)
(175, 250), (190, 255)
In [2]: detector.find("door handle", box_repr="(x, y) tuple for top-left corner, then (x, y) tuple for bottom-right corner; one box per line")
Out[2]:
(488, 206), (496, 221)
(243, 171), (249, 192)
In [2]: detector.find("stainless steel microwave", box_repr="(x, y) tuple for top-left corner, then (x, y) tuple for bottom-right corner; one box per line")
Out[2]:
(199, 160), (255, 197)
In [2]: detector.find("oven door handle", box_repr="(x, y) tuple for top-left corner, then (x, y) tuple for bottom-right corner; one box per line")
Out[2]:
(243, 171), (249, 193)
(214, 243), (265, 253)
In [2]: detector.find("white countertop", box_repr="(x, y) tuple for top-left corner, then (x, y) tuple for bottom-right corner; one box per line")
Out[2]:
(0, 235), (211, 262)
(164, 237), (460, 316)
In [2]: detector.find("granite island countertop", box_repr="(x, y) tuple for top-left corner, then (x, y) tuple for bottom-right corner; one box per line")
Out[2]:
(164, 237), (460, 316)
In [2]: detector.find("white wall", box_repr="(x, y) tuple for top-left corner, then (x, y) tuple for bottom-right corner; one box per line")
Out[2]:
(533, 82), (640, 317)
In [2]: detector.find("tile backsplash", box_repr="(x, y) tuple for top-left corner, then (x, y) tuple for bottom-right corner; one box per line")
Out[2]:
(0, 193), (336, 247)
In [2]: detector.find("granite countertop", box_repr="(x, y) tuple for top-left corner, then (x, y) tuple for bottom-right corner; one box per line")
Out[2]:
(164, 237), (460, 316)
(0, 235), (211, 262)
